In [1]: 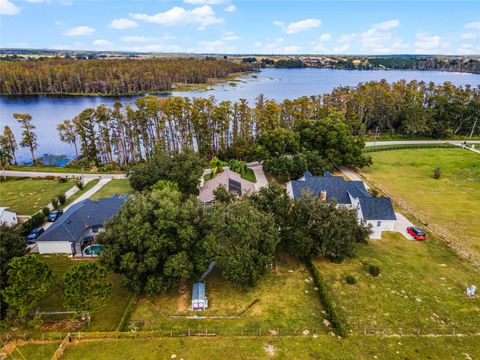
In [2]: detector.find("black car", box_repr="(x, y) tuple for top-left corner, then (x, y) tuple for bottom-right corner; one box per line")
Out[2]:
(48, 209), (63, 222)
(26, 227), (44, 244)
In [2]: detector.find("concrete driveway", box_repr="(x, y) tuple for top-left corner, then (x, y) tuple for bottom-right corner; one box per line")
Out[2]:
(394, 212), (415, 240)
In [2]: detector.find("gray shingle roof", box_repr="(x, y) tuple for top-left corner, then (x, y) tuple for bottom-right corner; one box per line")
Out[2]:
(358, 197), (397, 220)
(290, 174), (396, 221)
(37, 195), (128, 242)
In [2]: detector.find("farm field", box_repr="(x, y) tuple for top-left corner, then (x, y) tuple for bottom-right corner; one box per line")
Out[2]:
(13, 336), (480, 360)
(130, 255), (326, 334)
(360, 148), (480, 258)
(90, 179), (133, 200)
(0, 177), (76, 215)
(316, 232), (480, 334)
(38, 256), (131, 331)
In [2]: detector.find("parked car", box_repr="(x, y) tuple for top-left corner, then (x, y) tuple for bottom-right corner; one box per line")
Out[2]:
(26, 227), (44, 243)
(407, 226), (426, 240)
(48, 209), (63, 222)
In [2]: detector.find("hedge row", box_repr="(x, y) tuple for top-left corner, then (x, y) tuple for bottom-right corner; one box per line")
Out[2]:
(306, 259), (347, 337)
(363, 143), (457, 153)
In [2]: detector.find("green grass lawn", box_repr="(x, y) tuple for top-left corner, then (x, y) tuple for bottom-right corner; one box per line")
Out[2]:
(361, 148), (480, 258)
(60, 179), (100, 209)
(0, 178), (76, 215)
(7, 165), (125, 174)
(316, 232), (480, 334)
(15, 336), (480, 360)
(38, 255), (132, 331)
(90, 180), (133, 200)
(130, 255), (326, 334)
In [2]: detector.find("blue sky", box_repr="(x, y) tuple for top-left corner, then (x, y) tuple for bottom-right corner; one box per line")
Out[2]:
(1, 0), (479, 54)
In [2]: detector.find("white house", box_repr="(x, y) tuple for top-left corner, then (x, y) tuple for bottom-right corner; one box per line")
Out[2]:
(0, 207), (18, 226)
(286, 171), (396, 239)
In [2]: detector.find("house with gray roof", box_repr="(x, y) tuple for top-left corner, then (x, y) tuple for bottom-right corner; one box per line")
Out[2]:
(36, 195), (128, 255)
(287, 172), (396, 239)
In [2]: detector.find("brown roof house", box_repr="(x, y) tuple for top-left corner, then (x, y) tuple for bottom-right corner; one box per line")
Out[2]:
(198, 169), (256, 204)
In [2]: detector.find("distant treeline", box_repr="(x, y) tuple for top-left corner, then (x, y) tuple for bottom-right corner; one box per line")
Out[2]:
(0, 58), (258, 95)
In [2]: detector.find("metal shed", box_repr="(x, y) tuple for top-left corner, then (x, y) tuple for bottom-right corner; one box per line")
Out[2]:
(191, 282), (208, 311)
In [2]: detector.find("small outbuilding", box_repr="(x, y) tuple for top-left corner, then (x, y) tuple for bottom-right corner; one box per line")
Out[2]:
(191, 282), (208, 311)
(0, 207), (18, 226)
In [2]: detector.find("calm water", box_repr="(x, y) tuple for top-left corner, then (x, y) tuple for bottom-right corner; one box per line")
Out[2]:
(1, 68), (479, 163)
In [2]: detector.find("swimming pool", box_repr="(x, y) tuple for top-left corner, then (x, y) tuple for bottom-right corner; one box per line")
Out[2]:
(82, 244), (103, 256)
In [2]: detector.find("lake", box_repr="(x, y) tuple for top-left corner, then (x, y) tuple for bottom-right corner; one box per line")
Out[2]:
(1, 68), (479, 163)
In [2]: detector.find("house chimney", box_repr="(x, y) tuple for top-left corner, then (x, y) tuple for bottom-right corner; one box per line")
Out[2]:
(320, 191), (327, 201)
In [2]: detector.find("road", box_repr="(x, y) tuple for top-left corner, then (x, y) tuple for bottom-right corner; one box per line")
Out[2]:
(3, 170), (126, 179)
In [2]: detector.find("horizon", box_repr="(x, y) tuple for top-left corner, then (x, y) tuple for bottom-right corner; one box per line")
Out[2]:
(0, 0), (479, 55)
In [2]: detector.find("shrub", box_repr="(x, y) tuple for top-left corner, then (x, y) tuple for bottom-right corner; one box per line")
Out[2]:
(42, 207), (51, 217)
(51, 197), (59, 209)
(345, 275), (357, 285)
(57, 193), (67, 205)
(58, 178), (67, 183)
(368, 265), (381, 277)
(306, 259), (347, 337)
(21, 213), (46, 236)
(433, 167), (441, 179)
(76, 181), (84, 190)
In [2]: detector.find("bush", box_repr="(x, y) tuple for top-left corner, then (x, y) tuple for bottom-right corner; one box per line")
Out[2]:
(433, 167), (441, 179)
(345, 275), (357, 285)
(58, 178), (67, 183)
(21, 213), (46, 236)
(76, 181), (84, 190)
(368, 265), (381, 277)
(51, 197), (59, 209)
(306, 259), (347, 337)
(42, 207), (51, 217)
(57, 193), (67, 205)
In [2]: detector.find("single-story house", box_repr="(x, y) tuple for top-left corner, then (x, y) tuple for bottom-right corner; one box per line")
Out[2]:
(286, 171), (396, 239)
(198, 169), (256, 204)
(36, 195), (128, 255)
(0, 207), (18, 226)
(191, 282), (208, 311)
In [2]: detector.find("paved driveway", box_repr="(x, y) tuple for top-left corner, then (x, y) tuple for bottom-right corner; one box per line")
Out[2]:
(394, 212), (415, 240)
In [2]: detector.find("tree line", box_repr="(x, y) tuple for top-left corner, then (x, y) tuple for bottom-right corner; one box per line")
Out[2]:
(0, 58), (257, 95)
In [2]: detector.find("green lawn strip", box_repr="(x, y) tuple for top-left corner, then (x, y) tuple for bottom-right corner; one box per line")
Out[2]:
(60, 180), (100, 208)
(0, 178), (76, 215)
(7, 165), (125, 174)
(361, 147), (480, 258)
(37, 255), (131, 331)
(130, 255), (326, 334)
(11, 342), (60, 360)
(364, 143), (458, 152)
(17, 336), (479, 360)
(315, 232), (480, 334)
(89, 180), (133, 200)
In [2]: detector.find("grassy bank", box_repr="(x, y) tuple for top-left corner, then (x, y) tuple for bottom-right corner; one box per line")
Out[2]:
(14, 336), (480, 360)
(360, 147), (480, 258)
(0, 178), (76, 215)
(7, 165), (125, 174)
(316, 233), (480, 334)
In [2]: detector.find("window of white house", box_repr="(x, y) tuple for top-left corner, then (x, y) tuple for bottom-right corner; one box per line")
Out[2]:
(377, 221), (381, 227)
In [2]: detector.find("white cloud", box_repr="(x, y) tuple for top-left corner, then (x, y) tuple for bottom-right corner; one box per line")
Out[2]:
(121, 44), (183, 53)
(312, 42), (328, 52)
(130, 5), (224, 30)
(333, 44), (350, 53)
(93, 39), (113, 47)
(121, 35), (175, 43)
(222, 31), (240, 41)
(457, 43), (480, 55)
(461, 32), (477, 40)
(361, 28), (406, 53)
(465, 20), (480, 30)
(254, 41), (263, 48)
(184, 0), (225, 4)
(276, 45), (301, 54)
(414, 33), (449, 54)
(372, 19), (399, 31)
(63, 26), (95, 36)
(109, 18), (138, 30)
(25, 0), (44, 3)
(54, 20), (65, 26)
(197, 40), (235, 53)
(274, 18), (321, 34)
(0, 0), (20, 15)
(319, 33), (332, 41)
(338, 33), (355, 43)
(224, 4), (236, 12)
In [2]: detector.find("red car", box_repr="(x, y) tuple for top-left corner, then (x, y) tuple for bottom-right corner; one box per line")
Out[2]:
(407, 226), (426, 240)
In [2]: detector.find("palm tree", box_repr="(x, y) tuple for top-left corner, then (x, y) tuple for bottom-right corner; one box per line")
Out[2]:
(209, 157), (226, 178)
(0, 147), (12, 180)
(228, 159), (248, 177)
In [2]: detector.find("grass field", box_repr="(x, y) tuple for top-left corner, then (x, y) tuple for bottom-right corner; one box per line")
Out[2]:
(7, 165), (124, 174)
(38, 255), (131, 331)
(360, 148), (480, 258)
(90, 180), (133, 200)
(0, 178), (76, 215)
(14, 336), (480, 360)
(60, 179), (100, 208)
(316, 232), (480, 334)
(130, 255), (326, 334)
